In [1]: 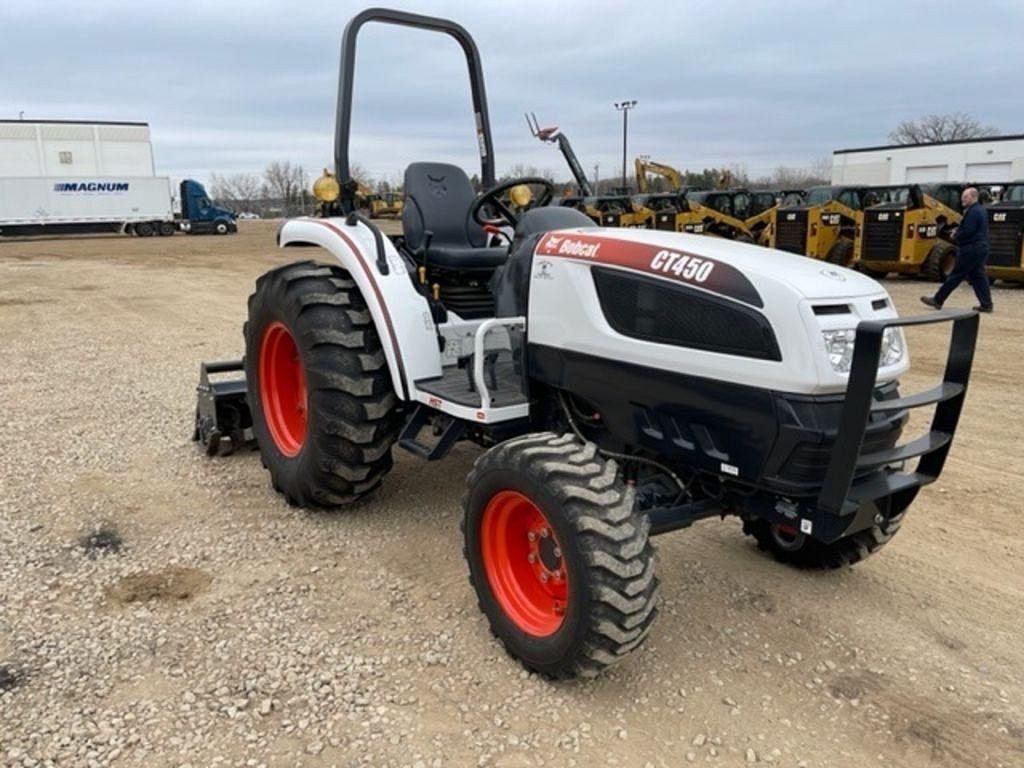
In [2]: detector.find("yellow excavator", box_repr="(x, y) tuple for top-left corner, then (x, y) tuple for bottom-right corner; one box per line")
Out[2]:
(634, 158), (753, 240)
(351, 181), (404, 219)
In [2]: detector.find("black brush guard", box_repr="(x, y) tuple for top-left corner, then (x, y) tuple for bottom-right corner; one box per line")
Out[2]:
(192, 360), (253, 456)
(803, 308), (979, 541)
(593, 309), (978, 542)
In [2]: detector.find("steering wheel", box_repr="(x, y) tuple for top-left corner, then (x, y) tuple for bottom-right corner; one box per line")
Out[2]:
(470, 177), (555, 230)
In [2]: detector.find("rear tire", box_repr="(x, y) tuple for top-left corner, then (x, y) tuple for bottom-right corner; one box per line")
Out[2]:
(244, 261), (399, 507)
(924, 242), (957, 282)
(158, 221), (176, 236)
(826, 238), (854, 266)
(462, 433), (659, 679)
(742, 512), (904, 569)
(135, 221), (155, 237)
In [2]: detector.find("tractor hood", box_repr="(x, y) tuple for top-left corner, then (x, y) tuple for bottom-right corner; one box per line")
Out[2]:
(538, 227), (886, 303)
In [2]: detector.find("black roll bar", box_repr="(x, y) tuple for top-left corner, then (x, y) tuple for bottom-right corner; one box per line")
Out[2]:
(335, 7), (496, 208)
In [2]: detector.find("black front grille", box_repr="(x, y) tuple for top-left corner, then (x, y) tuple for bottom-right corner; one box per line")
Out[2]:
(778, 393), (906, 485)
(592, 267), (780, 361)
(775, 210), (807, 254)
(988, 209), (1024, 267)
(862, 213), (902, 262)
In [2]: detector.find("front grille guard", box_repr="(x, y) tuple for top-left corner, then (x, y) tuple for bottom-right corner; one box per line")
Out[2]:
(816, 309), (979, 518)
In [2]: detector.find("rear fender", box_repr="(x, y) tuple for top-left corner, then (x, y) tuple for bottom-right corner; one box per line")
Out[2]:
(277, 217), (441, 400)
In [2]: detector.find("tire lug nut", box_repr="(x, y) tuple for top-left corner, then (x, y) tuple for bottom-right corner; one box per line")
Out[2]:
(540, 528), (549, 539)
(553, 547), (561, 558)
(527, 531), (537, 542)
(527, 553), (536, 563)
(539, 572), (548, 583)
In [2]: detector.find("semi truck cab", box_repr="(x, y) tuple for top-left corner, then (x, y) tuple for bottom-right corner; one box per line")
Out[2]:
(180, 179), (237, 235)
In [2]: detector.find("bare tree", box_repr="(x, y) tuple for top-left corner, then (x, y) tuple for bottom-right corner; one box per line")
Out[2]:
(499, 164), (555, 183)
(753, 157), (831, 189)
(209, 172), (263, 211)
(889, 113), (999, 145)
(263, 162), (309, 215)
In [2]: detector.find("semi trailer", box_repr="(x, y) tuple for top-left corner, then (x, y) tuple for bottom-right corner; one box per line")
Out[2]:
(0, 119), (235, 237)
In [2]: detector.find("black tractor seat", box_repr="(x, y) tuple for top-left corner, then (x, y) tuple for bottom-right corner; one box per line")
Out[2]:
(402, 162), (507, 270)
(415, 243), (509, 270)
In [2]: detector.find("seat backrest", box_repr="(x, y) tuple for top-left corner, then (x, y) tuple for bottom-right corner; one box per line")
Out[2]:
(402, 162), (485, 252)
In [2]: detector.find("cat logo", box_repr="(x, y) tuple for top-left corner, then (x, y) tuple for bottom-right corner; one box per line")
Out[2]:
(785, 213), (796, 221)
(993, 212), (1007, 222)
(878, 213), (890, 221)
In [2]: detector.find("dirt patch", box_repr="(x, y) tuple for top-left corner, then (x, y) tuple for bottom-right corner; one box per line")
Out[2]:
(79, 525), (124, 557)
(828, 670), (886, 701)
(0, 664), (23, 692)
(728, 587), (776, 613)
(107, 567), (212, 604)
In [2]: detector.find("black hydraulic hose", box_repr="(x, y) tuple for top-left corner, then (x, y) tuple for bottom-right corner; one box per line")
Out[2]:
(557, 391), (689, 498)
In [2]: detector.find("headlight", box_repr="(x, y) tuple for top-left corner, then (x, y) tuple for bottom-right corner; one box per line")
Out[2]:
(822, 329), (856, 373)
(879, 327), (905, 368)
(821, 327), (905, 373)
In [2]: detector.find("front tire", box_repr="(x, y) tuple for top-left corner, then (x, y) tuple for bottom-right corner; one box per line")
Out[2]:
(826, 238), (854, 266)
(462, 433), (659, 679)
(244, 261), (399, 507)
(924, 242), (957, 282)
(214, 220), (230, 235)
(743, 512), (905, 569)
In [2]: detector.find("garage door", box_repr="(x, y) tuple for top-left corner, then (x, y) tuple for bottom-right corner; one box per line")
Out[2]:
(965, 162), (1012, 182)
(905, 165), (949, 183)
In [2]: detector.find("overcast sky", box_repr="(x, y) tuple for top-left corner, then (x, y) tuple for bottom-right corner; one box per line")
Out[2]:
(3, 0), (1023, 186)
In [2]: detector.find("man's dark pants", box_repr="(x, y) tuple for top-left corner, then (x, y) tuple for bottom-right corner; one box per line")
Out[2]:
(934, 248), (992, 307)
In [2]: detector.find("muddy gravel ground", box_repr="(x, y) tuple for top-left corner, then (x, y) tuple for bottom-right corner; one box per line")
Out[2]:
(1, 221), (1022, 768)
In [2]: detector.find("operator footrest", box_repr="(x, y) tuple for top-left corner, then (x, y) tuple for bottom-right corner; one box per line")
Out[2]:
(398, 404), (466, 461)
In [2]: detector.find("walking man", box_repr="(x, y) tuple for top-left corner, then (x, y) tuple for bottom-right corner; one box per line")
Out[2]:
(921, 187), (993, 312)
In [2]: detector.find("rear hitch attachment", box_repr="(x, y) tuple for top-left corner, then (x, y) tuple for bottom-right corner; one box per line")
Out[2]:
(193, 360), (254, 456)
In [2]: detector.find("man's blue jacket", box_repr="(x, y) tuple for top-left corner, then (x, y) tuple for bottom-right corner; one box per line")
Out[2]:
(954, 202), (989, 259)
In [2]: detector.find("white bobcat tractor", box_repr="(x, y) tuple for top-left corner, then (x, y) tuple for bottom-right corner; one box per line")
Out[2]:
(194, 8), (979, 679)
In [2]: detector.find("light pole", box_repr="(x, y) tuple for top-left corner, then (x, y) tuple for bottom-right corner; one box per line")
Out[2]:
(614, 100), (637, 192)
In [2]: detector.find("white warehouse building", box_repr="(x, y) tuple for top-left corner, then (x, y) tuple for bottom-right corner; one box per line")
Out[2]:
(831, 134), (1024, 185)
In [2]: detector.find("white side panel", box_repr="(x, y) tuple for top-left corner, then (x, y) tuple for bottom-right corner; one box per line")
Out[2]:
(277, 217), (441, 401)
(0, 177), (174, 224)
(526, 229), (906, 396)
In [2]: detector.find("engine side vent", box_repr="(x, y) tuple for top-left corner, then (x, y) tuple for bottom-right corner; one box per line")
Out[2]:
(592, 267), (781, 361)
(812, 304), (851, 316)
(871, 298), (889, 310)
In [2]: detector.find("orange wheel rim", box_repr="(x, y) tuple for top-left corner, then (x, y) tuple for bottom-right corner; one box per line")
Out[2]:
(480, 490), (568, 636)
(259, 322), (307, 457)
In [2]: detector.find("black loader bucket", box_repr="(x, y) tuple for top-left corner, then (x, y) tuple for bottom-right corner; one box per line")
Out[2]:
(192, 360), (254, 456)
